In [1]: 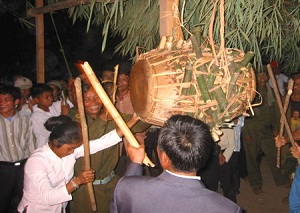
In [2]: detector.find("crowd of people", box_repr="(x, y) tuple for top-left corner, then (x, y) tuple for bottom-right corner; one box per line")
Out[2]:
(0, 60), (299, 213)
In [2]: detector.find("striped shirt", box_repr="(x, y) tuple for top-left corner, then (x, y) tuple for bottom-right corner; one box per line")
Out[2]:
(0, 112), (36, 162)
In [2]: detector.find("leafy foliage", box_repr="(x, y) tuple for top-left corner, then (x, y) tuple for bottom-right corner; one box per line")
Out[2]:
(48, 0), (300, 74)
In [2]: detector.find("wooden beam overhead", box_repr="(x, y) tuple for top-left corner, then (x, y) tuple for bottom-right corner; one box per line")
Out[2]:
(27, 0), (115, 16)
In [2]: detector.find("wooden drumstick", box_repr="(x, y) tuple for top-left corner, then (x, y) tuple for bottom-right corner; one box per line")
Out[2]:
(74, 78), (97, 211)
(78, 61), (155, 167)
(277, 80), (293, 168)
(267, 65), (300, 167)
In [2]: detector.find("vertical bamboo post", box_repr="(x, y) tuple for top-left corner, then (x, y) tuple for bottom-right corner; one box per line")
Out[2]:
(78, 62), (154, 167)
(36, 0), (45, 83)
(74, 78), (97, 211)
(159, 0), (183, 39)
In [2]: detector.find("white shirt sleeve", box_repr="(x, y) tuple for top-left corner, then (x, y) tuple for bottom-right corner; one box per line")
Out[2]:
(74, 129), (122, 158)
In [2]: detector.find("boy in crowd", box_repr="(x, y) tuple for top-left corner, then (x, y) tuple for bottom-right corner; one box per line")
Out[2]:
(0, 86), (36, 213)
(14, 76), (33, 117)
(291, 110), (300, 131)
(30, 83), (60, 148)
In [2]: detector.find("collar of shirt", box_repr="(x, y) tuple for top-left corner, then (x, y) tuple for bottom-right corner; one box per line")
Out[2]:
(166, 170), (201, 180)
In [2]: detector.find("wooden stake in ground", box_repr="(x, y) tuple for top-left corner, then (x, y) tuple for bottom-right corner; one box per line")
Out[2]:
(267, 64), (300, 165)
(74, 77), (97, 211)
(78, 61), (155, 167)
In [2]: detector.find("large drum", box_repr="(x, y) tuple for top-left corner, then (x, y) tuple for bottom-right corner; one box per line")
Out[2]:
(130, 47), (256, 129)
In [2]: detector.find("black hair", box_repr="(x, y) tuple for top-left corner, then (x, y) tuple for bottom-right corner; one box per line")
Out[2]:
(102, 64), (115, 73)
(44, 115), (82, 148)
(81, 82), (91, 93)
(31, 83), (53, 98)
(158, 115), (214, 173)
(0, 85), (21, 100)
(118, 61), (132, 76)
(44, 115), (72, 131)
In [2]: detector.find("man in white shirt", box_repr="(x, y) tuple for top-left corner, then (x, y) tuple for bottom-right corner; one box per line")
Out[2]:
(268, 61), (288, 97)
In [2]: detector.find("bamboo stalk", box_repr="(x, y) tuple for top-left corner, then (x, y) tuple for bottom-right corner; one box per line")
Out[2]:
(277, 79), (294, 168)
(78, 61), (155, 167)
(181, 62), (193, 95)
(267, 65), (300, 165)
(190, 35), (202, 58)
(74, 78), (97, 211)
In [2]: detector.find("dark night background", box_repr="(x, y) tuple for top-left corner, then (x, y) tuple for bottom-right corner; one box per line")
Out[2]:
(0, 1), (127, 83)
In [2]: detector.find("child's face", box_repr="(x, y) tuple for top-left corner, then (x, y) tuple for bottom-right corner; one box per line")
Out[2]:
(117, 74), (130, 91)
(20, 88), (31, 100)
(48, 84), (60, 102)
(0, 94), (19, 118)
(35, 91), (53, 110)
(102, 70), (114, 82)
(257, 73), (269, 87)
(293, 111), (299, 119)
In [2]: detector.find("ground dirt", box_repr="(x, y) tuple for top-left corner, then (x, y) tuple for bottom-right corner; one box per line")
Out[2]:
(237, 157), (290, 213)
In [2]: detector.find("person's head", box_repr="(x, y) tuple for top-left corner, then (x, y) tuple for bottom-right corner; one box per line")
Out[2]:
(293, 75), (300, 96)
(0, 86), (21, 117)
(45, 115), (82, 158)
(82, 83), (103, 118)
(59, 78), (68, 94)
(102, 65), (115, 83)
(47, 80), (62, 102)
(117, 61), (131, 92)
(102, 65), (115, 96)
(14, 76), (33, 100)
(256, 72), (269, 87)
(157, 115), (213, 173)
(293, 111), (300, 120)
(31, 83), (53, 111)
(270, 61), (280, 75)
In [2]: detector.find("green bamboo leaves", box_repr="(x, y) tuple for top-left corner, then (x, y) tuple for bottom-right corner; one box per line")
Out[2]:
(60, 0), (299, 74)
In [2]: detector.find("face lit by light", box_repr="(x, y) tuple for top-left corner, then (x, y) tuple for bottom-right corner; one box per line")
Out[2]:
(256, 73), (269, 87)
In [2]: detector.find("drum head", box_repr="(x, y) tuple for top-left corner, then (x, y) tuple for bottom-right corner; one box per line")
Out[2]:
(130, 59), (151, 119)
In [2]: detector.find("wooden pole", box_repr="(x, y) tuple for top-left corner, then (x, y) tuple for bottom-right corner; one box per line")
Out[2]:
(36, 0), (45, 83)
(74, 78), (97, 211)
(267, 64), (300, 164)
(277, 79), (293, 167)
(78, 62), (155, 167)
(159, 0), (183, 39)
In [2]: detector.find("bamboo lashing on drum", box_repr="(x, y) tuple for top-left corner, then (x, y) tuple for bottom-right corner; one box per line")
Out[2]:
(78, 61), (155, 167)
(74, 77), (97, 211)
(267, 64), (300, 165)
(277, 79), (293, 168)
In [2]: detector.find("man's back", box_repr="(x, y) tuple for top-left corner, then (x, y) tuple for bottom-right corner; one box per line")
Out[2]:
(110, 164), (242, 213)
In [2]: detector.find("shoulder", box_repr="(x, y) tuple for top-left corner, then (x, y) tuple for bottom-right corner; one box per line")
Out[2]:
(15, 112), (31, 121)
(26, 148), (49, 169)
(114, 175), (154, 194)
